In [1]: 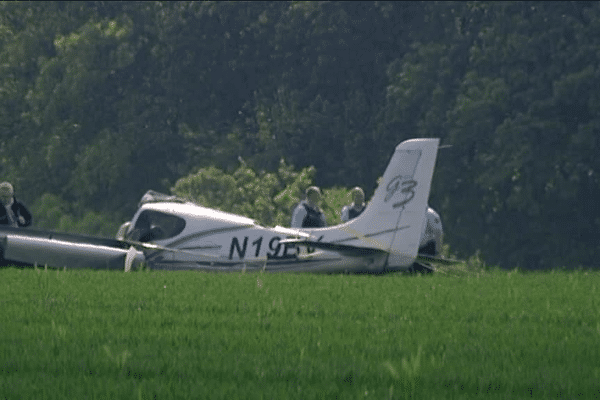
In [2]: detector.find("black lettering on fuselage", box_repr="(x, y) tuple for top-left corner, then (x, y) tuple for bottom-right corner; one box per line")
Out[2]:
(229, 235), (300, 260)
(267, 236), (281, 258)
(252, 237), (263, 257)
(266, 236), (298, 260)
(281, 241), (293, 258)
(229, 236), (248, 260)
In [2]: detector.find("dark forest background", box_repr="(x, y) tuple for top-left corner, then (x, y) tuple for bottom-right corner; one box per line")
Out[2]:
(1, 1), (598, 269)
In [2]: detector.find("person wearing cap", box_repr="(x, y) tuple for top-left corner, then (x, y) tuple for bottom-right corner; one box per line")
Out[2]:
(291, 186), (327, 228)
(340, 187), (366, 222)
(0, 182), (32, 227)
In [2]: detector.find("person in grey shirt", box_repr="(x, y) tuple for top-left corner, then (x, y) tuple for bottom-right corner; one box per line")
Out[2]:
(291, 186), (327, 228)
(341, 187), (366, 222)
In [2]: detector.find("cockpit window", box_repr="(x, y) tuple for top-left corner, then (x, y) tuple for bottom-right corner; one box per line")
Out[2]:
(127, 210), (186, 242)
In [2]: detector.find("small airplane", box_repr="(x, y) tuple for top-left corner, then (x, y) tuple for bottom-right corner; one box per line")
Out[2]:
(0, 138), (457, 273)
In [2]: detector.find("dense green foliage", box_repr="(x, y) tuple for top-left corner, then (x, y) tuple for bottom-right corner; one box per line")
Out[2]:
(1, 2), (598, 269)
(1, 267), (599, 398)
(171, 160), (353, 227)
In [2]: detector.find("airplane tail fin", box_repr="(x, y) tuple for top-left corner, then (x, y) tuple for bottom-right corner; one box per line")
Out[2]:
(338, 138), (439, 267)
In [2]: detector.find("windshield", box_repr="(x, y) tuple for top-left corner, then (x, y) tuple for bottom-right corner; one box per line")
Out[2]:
(128, 210), (186, 242)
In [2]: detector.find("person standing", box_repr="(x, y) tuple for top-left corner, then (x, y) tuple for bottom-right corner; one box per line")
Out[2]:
(291, 186), (327, 228)
(0, 182), (32, 227)
(341, 187), (366, 222)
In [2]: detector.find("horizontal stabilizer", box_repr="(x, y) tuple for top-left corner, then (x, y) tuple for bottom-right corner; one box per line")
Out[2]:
(416, 253), (463, 265)
(280, 238), (385, 257)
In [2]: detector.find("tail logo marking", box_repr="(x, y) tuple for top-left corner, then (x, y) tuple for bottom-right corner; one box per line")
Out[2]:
(386, 178), (417, 209)
(383, 148), (422, 209)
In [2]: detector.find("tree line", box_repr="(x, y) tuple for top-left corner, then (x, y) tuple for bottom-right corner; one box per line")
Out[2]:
(0, 1), (598, 269)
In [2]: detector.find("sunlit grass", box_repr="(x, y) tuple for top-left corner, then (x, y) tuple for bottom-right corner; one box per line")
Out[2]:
(1, 265), (599, 399)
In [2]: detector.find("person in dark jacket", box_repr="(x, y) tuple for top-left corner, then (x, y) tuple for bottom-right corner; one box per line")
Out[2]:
(0, 182), (32, 227)
(340, 187), (366, 222)
(291, 186), (327, 228)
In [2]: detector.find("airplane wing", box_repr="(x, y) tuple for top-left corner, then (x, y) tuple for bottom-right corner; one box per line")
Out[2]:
(0, 226), (145, 270)
(0, 226), (227, 271)
(0, 225), (130, 249)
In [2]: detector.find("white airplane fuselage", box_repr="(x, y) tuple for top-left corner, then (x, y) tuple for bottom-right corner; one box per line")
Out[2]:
(126, 201), (390, 273)
(123, 138), (442, 273)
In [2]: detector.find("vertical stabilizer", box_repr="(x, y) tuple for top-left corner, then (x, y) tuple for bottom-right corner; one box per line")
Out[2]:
(339, 138), (439, 267)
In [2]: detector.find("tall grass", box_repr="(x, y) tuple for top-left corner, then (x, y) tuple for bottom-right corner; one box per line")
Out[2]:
(1, 265), (599, 399)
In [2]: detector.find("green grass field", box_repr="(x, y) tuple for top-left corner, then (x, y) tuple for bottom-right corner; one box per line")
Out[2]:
(1, 264), (599, 399)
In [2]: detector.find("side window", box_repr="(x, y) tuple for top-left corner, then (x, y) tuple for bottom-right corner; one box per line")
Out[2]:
(128, 210), (186, 242)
